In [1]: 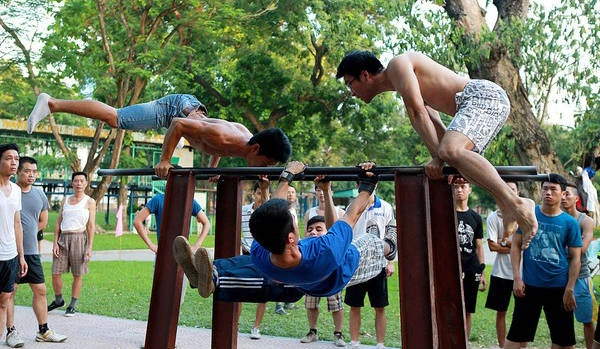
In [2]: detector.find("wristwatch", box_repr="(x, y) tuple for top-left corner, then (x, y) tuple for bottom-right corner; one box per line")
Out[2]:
(279, 170), (295, 184)
(500, 240), (507, 247)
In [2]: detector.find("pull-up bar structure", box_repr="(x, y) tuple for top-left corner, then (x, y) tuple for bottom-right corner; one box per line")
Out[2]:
(97, 165), (538, 349)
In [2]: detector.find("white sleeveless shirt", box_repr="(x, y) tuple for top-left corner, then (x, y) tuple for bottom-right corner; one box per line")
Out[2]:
(60, 195), (90, 232)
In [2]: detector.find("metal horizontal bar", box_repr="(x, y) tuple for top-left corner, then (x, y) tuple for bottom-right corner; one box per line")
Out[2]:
(98, 165), (537, 177)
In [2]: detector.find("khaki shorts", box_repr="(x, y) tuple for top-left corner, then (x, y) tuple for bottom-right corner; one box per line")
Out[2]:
(52, 232), (88, 276)
(304, 292), (344, 312)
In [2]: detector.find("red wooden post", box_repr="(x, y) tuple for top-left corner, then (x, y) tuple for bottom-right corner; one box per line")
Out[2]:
(395, 174), (467, 348)
(144, 171), (196, 349)
(428, 179), (468, 348)
(395, 173), (435, 348)
(211, 177), (242, 349)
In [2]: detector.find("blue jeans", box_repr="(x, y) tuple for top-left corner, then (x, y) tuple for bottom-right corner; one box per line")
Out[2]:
(213, 255), (304, 303)
(116, 94), (206, 130)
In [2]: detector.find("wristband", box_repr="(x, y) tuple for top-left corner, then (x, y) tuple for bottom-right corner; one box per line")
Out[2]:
(358, 181), (377, 195)
(279, 170), (295, 184)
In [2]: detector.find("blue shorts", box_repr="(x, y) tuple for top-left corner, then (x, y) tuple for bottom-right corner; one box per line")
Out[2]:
(574, 277), (593, 323)
(117, 94), (206, 130)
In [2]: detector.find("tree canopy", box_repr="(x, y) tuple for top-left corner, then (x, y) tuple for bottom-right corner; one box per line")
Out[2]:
(1, 0), (598, 206)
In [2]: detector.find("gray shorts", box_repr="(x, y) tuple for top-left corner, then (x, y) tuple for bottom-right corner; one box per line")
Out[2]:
(348, 234), (387, 287)
(447, 80), (510, 154)
(117, 94), (207, 131)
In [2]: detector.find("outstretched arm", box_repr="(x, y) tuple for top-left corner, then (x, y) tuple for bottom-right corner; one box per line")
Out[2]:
(340, 162), (377, 228)
(156, 118), (187, 177)
(272, 161), (306, 199)
(388, 56), (443, 178)
(314, 176), (338, 229)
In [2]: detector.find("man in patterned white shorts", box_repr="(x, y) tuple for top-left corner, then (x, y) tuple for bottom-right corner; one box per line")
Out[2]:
(337, 51), (538, 250)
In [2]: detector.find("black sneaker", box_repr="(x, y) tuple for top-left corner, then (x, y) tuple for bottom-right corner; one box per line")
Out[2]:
(47, 299), (65, 312)
(64, 307), (76, 317)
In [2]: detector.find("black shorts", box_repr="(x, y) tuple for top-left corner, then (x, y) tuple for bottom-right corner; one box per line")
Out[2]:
(0, 256), (18, 293)
(507, 285), (575, 346)
(485, 276), (513, 312)
(344, 269), (388, 308)
(16, 255), (45, 284)
(37, 230), (44, 241)
(462, 271), (480, 314)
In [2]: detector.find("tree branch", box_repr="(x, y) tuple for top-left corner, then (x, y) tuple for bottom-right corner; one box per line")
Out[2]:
(309, 33), (328, 87)
(96, 0), (116, 73)
(193, 74), (231, 107)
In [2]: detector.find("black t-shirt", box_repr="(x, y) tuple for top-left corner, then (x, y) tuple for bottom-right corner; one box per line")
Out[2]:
(456, 209), (483, 273)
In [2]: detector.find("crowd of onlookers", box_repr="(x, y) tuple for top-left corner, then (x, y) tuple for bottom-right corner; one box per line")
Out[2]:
(2, 140), (600, 349)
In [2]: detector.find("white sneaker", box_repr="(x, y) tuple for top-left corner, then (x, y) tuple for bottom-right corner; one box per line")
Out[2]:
(5, 328), (24, 348)
(250, 327), (261, 340)
(36, 328), (68, 342)
(28, 93), (51, 134)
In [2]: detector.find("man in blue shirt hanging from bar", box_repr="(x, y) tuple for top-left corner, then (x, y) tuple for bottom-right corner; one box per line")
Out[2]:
(173, 161), (398, 302)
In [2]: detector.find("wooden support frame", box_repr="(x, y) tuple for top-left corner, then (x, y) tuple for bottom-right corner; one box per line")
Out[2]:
(144, 171), (196, 349)
(115, 165), (539, 349)
(211, 177), (243, 349)
(395, 174), (467, 348)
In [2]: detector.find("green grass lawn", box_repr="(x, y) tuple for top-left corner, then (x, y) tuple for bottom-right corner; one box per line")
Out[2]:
(13, 261), (594, 348)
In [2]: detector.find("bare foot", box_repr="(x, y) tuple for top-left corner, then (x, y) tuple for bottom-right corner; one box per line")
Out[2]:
(504, 198), (537, 250)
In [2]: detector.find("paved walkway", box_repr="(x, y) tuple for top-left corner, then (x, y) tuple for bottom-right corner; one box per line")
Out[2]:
(16, 305), (386, 349)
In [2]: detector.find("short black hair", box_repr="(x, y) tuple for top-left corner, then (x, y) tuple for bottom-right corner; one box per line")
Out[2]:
(306, 215), (325, 229)
(0, 143), (19, 158)
(72, 171), (88, 181)
(542, 173), (567, 191)
(248, 128), (291, 164)
(18, 156), (37, 172)
(252, 181), (262, 192)
(336, 50), (384, 79)
(249, 198), (293, 255)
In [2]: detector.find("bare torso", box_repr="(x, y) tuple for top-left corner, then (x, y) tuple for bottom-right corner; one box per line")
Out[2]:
(388, 52), (470, 116)
(179, 117), (253, 157)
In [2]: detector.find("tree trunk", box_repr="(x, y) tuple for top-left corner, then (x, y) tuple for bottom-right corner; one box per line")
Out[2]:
(444, 0), (564, 198)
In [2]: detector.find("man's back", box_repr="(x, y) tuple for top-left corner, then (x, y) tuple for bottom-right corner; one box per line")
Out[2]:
(387, 52), (469, 115)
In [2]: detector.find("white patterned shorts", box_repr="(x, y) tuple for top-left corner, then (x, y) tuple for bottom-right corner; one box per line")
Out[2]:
(447, 79), (510, 154)
(348, 234), (386, 287)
